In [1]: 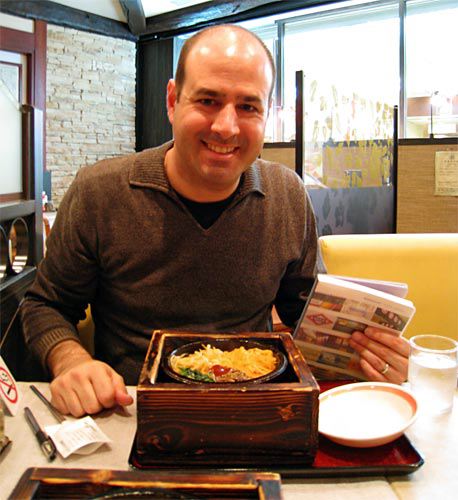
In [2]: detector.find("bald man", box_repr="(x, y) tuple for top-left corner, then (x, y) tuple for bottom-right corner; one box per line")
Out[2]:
(21, 25), (409, 417)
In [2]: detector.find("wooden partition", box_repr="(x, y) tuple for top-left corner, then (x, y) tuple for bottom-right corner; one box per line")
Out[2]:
(397, 140), (458, 233)
(261, 143), (395, 236)
(261, 143), (295, 170)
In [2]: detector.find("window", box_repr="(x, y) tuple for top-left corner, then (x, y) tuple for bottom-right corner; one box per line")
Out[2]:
(283, 1), (399, 144)
(282, 2), (399, 187)
(173, 0), (456, 142)
(405, 0), (458, 138)
(0, 50), (27, 201)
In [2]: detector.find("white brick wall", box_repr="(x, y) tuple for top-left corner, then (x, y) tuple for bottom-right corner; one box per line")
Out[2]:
(46, 25), (136, 206)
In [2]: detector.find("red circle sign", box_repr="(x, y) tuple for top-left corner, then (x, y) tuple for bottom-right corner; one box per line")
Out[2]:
(0, 366), (18, 404)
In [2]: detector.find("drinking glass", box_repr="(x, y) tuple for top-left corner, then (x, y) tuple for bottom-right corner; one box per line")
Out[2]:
(408, 334), (458, 415)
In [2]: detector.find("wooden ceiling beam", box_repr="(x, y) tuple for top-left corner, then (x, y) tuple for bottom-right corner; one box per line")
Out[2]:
(119, 0), (146, 36)
(0, 0), (136, 41)
(140, 0), (338, 40)
(1, 0), (341, 41)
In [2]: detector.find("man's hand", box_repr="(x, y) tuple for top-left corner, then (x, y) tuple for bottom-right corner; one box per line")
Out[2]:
(349, 327), (410, 384)
(47, 340), (133, 417)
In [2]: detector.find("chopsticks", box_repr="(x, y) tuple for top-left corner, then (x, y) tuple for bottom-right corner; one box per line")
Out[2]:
(30, 385), (66, 423)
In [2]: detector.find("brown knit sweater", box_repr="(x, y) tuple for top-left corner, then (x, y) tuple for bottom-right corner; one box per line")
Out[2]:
(21, 141), (321, 384)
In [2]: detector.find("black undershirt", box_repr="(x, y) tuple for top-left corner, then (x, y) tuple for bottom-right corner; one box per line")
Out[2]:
(176, 188), (239, 229)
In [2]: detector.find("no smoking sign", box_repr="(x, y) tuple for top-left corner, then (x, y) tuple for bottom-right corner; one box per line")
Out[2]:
(0, 367), (18, 403)
(0, 356), (22, 415)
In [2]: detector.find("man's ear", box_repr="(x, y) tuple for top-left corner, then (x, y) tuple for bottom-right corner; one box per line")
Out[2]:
(166, 79), (177, 124)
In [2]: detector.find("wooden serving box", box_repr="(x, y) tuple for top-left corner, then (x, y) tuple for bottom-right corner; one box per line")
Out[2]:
(10, 467), (283, 499)
(135, 331), (319, 468)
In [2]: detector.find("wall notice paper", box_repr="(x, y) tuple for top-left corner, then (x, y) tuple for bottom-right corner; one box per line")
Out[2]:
(435, 151), (458, 196)
(45, 416), (111, 458)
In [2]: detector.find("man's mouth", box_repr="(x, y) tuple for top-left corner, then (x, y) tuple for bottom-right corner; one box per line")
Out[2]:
(204, 142), (237, 154)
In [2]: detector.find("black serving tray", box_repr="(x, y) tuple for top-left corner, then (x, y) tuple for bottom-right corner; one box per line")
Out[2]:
(129, 380), (424, 478)
(129, 432), (424, 478)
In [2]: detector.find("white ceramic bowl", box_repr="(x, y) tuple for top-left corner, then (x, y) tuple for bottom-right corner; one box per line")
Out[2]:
(318, 382), (418, 448)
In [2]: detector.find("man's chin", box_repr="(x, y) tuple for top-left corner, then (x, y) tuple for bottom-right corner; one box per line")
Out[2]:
(199, 169), (241, 193)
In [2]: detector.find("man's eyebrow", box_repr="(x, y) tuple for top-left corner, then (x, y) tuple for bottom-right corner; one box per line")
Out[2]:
(193, 88), (223, 98)
(241, 95), (264, 105)
(193, 88), (264, 104)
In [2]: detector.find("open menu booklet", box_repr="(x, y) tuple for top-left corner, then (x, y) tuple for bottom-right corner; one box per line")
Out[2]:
(293, 274), (415, 381)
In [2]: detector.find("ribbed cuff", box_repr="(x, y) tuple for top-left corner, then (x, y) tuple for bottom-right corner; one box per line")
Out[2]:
(33, 327), (81, 372)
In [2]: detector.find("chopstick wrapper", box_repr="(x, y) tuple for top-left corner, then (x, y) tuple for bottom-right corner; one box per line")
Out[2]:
(45, 416), (111, 458)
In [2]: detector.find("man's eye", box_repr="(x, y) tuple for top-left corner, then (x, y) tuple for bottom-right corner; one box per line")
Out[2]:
(199, 98), (215, 106)
(239, 104), (258, 113)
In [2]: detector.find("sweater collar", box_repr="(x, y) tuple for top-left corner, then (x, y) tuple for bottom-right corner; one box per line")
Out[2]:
(129, 141), (266, 197)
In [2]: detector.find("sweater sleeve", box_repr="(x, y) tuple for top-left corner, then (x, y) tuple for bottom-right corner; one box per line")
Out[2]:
(274, 187), (325, 327)
(20, 171), (99, 371)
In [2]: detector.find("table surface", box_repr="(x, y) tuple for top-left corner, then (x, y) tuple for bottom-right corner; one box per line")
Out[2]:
(2, 382), (457, 499)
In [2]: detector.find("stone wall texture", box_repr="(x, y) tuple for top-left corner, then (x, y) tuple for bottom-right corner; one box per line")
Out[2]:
(46, 25), (136, 206)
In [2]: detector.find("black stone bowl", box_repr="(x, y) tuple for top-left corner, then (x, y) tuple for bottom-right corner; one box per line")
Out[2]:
(163, 338), (287, 385)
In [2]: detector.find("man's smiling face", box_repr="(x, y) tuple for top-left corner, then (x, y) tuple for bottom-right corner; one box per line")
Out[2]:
(165, 28), (273, 202)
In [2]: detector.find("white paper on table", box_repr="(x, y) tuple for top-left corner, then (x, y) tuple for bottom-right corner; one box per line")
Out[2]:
(45, 416), (112, 458)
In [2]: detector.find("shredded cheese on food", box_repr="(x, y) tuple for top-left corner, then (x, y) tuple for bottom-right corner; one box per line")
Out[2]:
(170, 344), (277, 380)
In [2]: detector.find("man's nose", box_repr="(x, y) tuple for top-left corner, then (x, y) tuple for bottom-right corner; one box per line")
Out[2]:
(211, 104), (240, 138)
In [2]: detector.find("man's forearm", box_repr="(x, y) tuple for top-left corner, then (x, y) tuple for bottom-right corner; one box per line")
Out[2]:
(47, 339), (93, 377)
